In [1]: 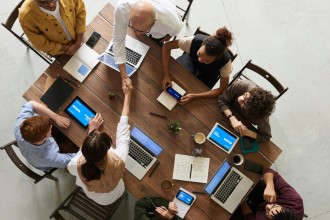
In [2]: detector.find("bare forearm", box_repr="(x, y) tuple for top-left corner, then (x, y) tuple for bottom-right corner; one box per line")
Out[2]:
(162, 40), (179, 77)
(29, 101), (58, 120)
(263, 172), (275, 188)
(119, 63), (127, 80)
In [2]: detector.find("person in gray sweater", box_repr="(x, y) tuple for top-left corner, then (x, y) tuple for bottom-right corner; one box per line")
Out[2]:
(218, 80), (276, 143)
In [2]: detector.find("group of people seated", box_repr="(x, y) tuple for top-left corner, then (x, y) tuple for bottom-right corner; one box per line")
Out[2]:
(15, 0), (303, 219)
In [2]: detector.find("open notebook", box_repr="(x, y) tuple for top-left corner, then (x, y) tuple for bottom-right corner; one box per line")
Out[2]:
(63, 44), (99, 82)
(157, 81), (186, 111)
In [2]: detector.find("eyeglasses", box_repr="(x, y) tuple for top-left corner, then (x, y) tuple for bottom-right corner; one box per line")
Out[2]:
(36, 0), (57, 7)
(128, 19), (155, 34)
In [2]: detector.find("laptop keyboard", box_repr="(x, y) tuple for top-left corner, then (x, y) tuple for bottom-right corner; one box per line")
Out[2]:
(129, 141), (153, 168)
(108, 45), (142, 66)
(214, 170), (242, 203)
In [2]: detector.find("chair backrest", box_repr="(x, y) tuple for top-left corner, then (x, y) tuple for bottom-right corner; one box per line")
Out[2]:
(193, 26), (238, 62)
(229, 60), (288, 100)
(0, 140), (58, 184)
(176, 0), (193, 22)
(49, 187), (127, 220)
(1, 0), (54, 64)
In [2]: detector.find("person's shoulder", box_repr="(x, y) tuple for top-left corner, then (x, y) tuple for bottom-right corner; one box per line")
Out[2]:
(19, 0), (35, 18)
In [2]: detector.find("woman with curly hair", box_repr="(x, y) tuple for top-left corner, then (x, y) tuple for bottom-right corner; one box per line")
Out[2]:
(218, 80), (276, 142)
(162, 26), (234, 104)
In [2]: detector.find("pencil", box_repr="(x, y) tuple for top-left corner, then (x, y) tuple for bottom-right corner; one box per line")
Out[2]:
(189, 164), (192, 179)
(148, 161), (160, 177)
(149, 112), (167, 119)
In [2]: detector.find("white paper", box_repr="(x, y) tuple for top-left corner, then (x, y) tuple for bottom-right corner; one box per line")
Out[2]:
(172, 154), (210, 183)
(157, 81), (186, 111)
(172, 187), (196, 219)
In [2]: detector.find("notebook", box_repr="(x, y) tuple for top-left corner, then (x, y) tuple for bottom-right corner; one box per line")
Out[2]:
(204, 159), (253, 213)
(40, 77), (74, 112)
(103, 35), (149, 76)
(157, 81), (186, 111)
(63, 44), (100, 82)
(207, 122), (239, 154)
(125, 126), (164, 180)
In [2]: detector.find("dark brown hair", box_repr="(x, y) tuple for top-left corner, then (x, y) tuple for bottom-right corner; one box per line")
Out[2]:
(20, 115), (51, 144)
(245, 87), (276, 118)
(81, 130), (112, 182)
(202, 26), (233, 59)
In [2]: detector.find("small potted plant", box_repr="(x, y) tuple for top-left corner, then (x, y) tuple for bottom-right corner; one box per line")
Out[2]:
(107, 91), (116, 100)
(167, 121), (181, 135)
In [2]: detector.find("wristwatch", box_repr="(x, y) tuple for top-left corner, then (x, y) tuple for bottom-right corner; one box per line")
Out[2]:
(227, 114), (233, 119)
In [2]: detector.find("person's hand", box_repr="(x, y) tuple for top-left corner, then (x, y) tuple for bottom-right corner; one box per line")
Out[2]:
(54, 115), (70, 129)
(238, 124), (250, 136)
(65, 41), (81, 55)
(229, 116), (244, 134)
(168, 202), (178, 213)
(264, 184), (277, 203)
(155, 206), (174, 219)
(88, 113), (103, 133)
(179, 93), (195, 105)
(122, 78), (133, 95)
(162, 75), (172, 91)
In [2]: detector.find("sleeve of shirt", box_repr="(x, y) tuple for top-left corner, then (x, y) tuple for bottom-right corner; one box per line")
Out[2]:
(218, 81), (239, 113)
(18, 13), (62, 55)
(112, 116), (130, 162)
(67, 151), (82, 176)
(49, 152), (77, 168)
(178, 36), (194, 53)
(112, 2), (130, 64)
(74, 0), (87, 34)
(219, 60), (232, 78)
(255, 117), (272, 142)
(14, 102), (34, 139)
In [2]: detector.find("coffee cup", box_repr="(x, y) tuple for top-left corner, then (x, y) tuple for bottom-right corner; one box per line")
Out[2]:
(161, 179), (174, 191)
(193, 132), (206, 144)
(232, 154), (244, 166)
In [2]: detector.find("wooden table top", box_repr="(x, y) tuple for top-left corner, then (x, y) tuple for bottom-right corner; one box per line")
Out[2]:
(23, 3), (282, 219)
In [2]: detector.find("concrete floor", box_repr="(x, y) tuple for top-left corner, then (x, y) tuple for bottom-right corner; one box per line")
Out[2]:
(1, 0), (330, 219)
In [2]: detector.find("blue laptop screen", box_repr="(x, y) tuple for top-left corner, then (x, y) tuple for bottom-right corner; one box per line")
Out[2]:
(209, 124), (237, 151)
(205, 161), (231, 195)
(131, 127), (163, 156)
(98, 53), (135, 76)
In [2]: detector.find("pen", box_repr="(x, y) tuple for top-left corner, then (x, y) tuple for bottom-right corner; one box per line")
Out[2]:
(147, 197), (157, 208)
(148, 161), (160, 177)
(189, 164), (192, 179)
(192, 191), (206, 194)
(149, 112), (167, 119)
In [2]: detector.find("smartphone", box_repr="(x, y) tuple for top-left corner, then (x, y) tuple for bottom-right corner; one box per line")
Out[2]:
(176, 190), (194, 205)
(166, 86), (182, 100)
(244, 160), (263, 174)
(86, 31), (101, 48)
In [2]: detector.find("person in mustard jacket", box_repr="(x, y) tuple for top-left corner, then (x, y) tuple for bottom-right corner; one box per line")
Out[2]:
(18, 0), (86, 55)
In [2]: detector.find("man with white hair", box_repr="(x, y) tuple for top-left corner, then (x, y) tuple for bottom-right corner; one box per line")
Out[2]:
(112, 0), (183, 81)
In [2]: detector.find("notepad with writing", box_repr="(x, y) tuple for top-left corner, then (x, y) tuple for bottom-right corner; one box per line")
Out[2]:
(173, 154), (210, 183)
(157, 81), (186, 111)
(63, 44), (99, 82)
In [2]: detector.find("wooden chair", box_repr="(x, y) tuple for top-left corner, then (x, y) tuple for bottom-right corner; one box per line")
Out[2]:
(176, 0), (193, 23)
(49, 187), (127, 220)
(1, 0), (54, 64)
(0, 140), (58, 184)
(194, 26), (238, 62)
(229, 60), (288, 100)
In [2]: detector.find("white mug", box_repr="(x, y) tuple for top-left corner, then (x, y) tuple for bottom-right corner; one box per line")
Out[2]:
(193, 132), (206, 144)
(232, 154), (244, 166)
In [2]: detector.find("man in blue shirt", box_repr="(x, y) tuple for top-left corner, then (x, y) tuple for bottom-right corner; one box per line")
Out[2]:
(14, 101), (76, 171)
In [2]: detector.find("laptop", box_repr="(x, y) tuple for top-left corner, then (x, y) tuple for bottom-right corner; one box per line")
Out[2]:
(207, 122), (239, 154)
(126, 126), (164, 180)
(204, 159), (253, 213)
(101, 35), (149, 76)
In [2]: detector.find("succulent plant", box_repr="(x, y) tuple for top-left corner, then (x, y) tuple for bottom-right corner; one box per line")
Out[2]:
(167, 121), (181, 135)
(107, 91), (116, 100)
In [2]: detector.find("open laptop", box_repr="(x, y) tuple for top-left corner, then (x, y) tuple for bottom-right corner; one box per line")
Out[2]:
(126, 126), (163, 180)
(101, 35), (149, 76)
(204, 159), (253, 213)
(207, 122), (239, 154)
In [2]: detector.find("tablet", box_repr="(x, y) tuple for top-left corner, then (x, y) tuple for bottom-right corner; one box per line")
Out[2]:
(65, 97), (96, 129)
(207, 122), (239, 154)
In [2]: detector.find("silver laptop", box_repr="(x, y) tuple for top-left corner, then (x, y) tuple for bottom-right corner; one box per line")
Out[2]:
(126, 126), (163, 180)
(204, 159), (253, 213)
(102, 35), (149, 76)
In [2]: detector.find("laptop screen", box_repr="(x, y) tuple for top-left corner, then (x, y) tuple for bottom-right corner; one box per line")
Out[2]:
(131, 127), (163, 156)
(208, 123), (238, 152)
(204, 160), (231, 195)
(98, 53), (135, 76)
(65, 97), (96, 129)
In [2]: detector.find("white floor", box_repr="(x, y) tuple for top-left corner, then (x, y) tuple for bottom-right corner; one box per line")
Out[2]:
(1, 0), (330, 219)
